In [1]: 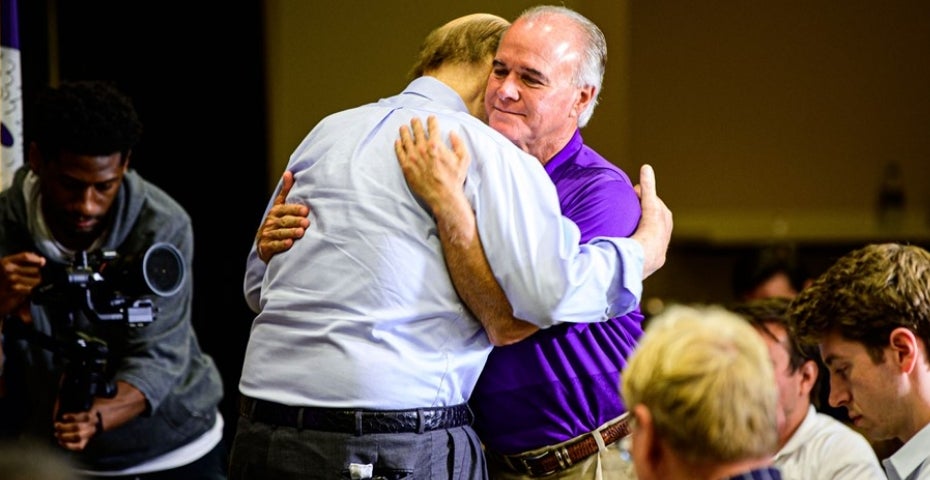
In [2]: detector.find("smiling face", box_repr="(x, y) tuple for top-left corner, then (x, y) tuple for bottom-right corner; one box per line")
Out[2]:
(484, 13), (594, 164)
(820, 330), (902, 441)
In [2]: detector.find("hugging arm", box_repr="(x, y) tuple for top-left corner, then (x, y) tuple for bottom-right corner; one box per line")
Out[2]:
(394, 116), (537, 346)
(243, 170), (310, 313)
(248, 118), (537, 346)
(250, 117), (673, 341)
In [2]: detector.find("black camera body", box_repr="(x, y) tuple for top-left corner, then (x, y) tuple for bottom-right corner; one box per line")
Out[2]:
(34, 242), (185, 325)
(18, 243), (186, 414)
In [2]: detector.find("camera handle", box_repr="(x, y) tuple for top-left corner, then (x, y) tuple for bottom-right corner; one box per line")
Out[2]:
(2, 316), (117, 416)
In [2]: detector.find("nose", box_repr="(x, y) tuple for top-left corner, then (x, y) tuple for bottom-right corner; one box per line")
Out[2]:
(828, 377), (850, 408)
(76, 187), (103, 217)
(494, 74), (519, 102)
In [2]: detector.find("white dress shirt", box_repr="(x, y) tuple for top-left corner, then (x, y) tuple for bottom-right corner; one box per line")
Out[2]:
(775, 405), (884, 479)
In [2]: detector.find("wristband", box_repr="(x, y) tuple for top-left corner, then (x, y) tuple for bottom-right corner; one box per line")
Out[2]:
(95, 410), (104, 434)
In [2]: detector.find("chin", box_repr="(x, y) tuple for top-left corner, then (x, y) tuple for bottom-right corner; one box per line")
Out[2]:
(488, 118), (518, 140)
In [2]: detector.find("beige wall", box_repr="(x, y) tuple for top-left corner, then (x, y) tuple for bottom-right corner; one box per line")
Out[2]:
(263, 1), (930, 305)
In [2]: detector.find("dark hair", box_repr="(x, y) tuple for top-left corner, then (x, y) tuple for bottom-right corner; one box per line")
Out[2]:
(730, 297), (817, 371)
(732, 244), (809, 300)
(729, 297), (824, 406)
(790, 243), (930, 364)
(31, 80), (142, 162)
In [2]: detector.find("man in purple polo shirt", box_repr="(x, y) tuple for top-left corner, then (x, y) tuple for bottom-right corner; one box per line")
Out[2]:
(447, 7), (641, 478)
(256, 6), (665, 479)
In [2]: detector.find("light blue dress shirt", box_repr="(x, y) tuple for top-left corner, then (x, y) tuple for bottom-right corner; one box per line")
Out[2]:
(239, 77), (645, 409)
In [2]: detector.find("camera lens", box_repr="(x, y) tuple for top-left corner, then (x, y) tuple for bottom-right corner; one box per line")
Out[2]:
(143, 243), (185, 297)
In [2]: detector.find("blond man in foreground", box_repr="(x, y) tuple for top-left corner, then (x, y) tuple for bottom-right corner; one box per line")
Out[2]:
(621, 304), (782, 480)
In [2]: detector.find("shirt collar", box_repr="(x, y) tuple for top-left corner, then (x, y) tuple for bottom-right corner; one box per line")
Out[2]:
(774, 405), (816, 459)
(544, 129), (584, 176)
(400, 76), (470, 115)
(883, 420), (930, 480)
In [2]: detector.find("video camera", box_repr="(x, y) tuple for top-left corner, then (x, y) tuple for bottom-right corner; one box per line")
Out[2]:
(33, 242), (186, 325)
(11, 242), (186, 414)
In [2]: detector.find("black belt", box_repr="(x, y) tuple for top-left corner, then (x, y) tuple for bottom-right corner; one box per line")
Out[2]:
(239, 395), (473, 435)
(494, 414), (633, 477)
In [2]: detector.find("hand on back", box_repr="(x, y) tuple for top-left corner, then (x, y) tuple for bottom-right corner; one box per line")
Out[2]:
(394, 115), (470, 217)
(256, 170), (311, 263)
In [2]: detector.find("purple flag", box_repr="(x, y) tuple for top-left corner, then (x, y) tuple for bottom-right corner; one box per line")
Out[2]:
(1, 0), (23, 190)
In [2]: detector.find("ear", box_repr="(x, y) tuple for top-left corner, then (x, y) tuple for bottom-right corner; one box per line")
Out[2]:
(573, 85), (596, 119)
(798, 359), (819, 398)
(632, 403), (662, 474)
(889, 327), (919, 374)
(122, 149), (132, 173)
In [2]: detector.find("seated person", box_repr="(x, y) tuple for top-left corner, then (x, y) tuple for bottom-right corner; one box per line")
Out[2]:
(730, 297), (884, 479)
(732, 244), (811, 301)
(620, 303), (781, 480)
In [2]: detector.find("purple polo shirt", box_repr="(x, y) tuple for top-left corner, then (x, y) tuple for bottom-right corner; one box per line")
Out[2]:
(470, 130), (644, 454)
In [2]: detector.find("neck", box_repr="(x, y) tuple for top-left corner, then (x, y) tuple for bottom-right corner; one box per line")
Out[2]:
(526, 128), (576, 166)
(428, 61), (492, 121)
(779, 402), (811, 449)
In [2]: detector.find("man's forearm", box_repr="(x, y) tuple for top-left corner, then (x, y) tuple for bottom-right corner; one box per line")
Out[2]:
(93, 380), (147, 432)
(433, 192), (538, 346)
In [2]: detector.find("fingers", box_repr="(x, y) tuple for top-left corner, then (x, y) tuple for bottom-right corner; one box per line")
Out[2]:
(448, 131), (471, 182)
(631, 163), (673, 279)
(411, 116), (427, 147)
(396, 127), (410, 166)
(264, 227), (305, 241)
(267, 204), (310, 226)
(449, 131), (468, 163)
(259, 239), (295, 262)
(638, 164), (656, 199)
(273, 170), (296, 206)
(54, 412), (97, 451)
(426, 115), (440, 142)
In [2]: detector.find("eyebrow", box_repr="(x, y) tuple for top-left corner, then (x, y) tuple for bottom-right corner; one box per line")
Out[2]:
(492, 59), (548, 83)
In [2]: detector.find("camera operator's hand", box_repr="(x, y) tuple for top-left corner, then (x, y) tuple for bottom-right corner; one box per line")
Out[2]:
(53, 409), (101, 451)
(256, 170), (311, 263)
(0, 252), (46, 321)
(53, 380), (146, 451)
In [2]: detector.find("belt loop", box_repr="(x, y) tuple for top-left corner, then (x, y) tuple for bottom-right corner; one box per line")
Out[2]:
(416, 409), (426, 434)
(354, 411), (363, 436)
(592, 427), (608, 452)
(244, 396), (256, 418)
(296, 407), (305, 431)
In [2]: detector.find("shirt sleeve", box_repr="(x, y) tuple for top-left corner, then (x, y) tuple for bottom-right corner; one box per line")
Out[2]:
(462, 129), (643, 328)
(243, 245), (264, 314)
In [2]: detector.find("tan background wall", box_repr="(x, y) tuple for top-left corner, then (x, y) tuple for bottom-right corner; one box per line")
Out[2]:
(263, 1), (930, 308)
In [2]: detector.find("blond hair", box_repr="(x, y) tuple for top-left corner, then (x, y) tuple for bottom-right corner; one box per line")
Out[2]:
(407, 13), (510, 81)
(621, 304), (778, 464)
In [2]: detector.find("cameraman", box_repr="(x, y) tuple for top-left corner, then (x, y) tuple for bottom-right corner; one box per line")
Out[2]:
(0, 81), (226, 479)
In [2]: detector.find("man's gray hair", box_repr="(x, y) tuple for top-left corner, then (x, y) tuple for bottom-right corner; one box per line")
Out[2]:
(517, 5), (607, 127)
